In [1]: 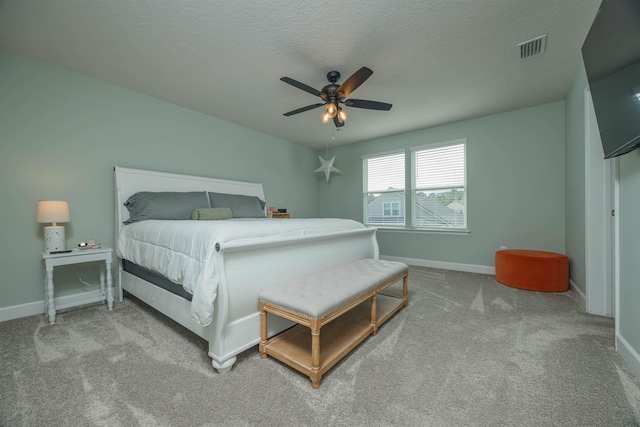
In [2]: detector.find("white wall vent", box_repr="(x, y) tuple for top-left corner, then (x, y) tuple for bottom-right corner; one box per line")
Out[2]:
(517, 35), (547, 59)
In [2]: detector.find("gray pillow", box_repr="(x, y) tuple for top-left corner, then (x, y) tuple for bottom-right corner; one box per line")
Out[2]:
(124, 191), (210, 224)
(208, 192), (266, 218)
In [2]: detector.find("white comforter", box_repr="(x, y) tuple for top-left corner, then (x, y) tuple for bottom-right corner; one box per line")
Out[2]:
(117, 218), (366, 325)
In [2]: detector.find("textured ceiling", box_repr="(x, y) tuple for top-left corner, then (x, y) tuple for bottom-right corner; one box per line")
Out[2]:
(0, 0), (601, 150)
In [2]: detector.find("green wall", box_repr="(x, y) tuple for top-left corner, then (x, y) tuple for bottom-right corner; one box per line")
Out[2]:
(618, 150), (640, 368)
(564, 62), (588, 293)
(318, 102), (566, 268)
(0, 49), (319, 308)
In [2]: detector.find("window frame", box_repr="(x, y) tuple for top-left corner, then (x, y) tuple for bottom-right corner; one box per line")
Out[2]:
(410, 138), (468, 233)
(362, 141), (469, 234)
(362, 150), (406, 228)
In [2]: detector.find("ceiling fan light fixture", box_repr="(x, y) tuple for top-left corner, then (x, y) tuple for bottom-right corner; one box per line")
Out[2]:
(321, 111), (333, 123)
(326, 102), (337, 118)
(337, 107), (348, 123)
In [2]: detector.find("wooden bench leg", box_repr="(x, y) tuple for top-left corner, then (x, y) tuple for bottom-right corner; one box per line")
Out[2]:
(259, 302), (268, 359)
(403, 274), (409, 307)
(371, 294), (378, 336)
(310, 324), (321, 389)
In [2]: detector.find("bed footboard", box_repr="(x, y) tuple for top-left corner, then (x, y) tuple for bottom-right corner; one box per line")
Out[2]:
(206, 227), (379, 372)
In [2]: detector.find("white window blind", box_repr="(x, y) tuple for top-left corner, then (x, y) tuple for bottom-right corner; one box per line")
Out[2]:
(366, 153), (405, 192)
(412, 141), (466, 230)
(415, 143), (465, 189)
(364, 152), (405, 226)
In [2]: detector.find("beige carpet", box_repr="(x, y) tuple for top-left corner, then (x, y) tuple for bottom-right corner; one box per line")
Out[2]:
(1, 266), (639, 426)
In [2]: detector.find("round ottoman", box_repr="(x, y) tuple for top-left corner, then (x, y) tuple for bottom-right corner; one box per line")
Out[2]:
(495, 250), (569, 292)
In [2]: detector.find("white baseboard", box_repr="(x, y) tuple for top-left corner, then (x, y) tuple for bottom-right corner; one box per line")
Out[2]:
(616, 333), (640, 380)
(0, 290), (105, 323)
(381, 255), (495, 275)
(569, 278), (586, 311)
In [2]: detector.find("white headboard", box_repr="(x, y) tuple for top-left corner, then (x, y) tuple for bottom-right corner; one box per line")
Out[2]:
(114, 166), (266, 238)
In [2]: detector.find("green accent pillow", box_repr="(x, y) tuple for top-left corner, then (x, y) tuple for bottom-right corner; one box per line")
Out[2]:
(191, 207), (233, 220)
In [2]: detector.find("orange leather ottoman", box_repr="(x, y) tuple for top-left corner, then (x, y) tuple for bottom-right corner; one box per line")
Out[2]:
(495, 250), (569, 292)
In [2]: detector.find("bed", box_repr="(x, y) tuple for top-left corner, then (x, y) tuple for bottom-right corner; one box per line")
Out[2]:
(114, 166), (379, 372)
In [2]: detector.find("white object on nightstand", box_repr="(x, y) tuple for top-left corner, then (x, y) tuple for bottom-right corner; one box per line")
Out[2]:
(36, 200), (71, 253)
(41, 247), (114, 324)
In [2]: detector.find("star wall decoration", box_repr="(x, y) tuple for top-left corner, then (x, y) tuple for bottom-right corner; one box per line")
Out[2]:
(314, 155), (340, 181)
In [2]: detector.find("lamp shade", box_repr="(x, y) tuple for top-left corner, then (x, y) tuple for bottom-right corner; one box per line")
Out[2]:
(37, 200), (71, 225)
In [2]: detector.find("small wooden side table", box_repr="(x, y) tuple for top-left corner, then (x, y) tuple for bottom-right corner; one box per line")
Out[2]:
(41, 248), (113, 324)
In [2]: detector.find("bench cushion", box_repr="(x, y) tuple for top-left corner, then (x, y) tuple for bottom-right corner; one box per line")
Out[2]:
(259, 258), (408, 320)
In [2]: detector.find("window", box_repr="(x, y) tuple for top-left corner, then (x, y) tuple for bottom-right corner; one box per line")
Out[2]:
(411, 139), (466, 230)
(383, 201), (401, 217)
(363, 140), (467, 232)
(363, 152), (405, 226)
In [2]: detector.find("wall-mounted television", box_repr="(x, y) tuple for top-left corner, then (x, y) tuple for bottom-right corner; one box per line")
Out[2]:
(581, 0), (640, 159)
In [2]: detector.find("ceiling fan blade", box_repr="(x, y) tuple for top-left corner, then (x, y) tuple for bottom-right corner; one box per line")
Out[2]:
(333, 116), (345, 128)
(337, 67), (373, 98)
(280, 77), (322, 97)
(344, 99), (392, 111)
(283, 103), (325, 116)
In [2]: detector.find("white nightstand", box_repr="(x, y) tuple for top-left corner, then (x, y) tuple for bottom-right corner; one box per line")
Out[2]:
(41, 247), (114, 324)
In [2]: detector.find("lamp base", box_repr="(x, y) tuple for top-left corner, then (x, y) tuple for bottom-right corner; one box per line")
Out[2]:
(44, 226), (66, 253)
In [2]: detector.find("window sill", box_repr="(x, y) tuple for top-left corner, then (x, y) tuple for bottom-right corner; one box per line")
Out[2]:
(370, 226), (470, 236)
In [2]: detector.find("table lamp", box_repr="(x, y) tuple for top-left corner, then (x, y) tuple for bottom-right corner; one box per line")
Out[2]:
(37, 200), (71, 253)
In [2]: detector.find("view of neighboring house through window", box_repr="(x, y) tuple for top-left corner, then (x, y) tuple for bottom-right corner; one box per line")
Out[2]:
(412, 139), (466, 230)
(383, 201), (401, 217)
(363, 140), (466, 231)
(363, 151), (405, 226)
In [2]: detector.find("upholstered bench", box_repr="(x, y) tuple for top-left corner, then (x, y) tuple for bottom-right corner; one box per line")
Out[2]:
(259, 258), (409, 389)
(495, 249), (569, 292)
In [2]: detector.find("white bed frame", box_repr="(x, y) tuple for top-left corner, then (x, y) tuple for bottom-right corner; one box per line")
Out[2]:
(114, 166), (379, 372)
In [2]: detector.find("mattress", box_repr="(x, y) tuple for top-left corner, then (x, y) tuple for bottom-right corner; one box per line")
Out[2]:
(117, 218), (367, 325)
(122, 259), (192, 301)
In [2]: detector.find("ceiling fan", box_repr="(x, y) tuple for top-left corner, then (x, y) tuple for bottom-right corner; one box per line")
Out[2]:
(280, 67), (392, 128)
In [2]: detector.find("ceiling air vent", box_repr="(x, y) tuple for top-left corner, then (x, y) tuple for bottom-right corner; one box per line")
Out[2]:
(517, 35), (547, 59)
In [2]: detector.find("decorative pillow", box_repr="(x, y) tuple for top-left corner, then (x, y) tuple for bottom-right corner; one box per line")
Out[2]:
(124, 191), (210, 224)
(191, 207), (233, 220)
(208, 192), (266, 218)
